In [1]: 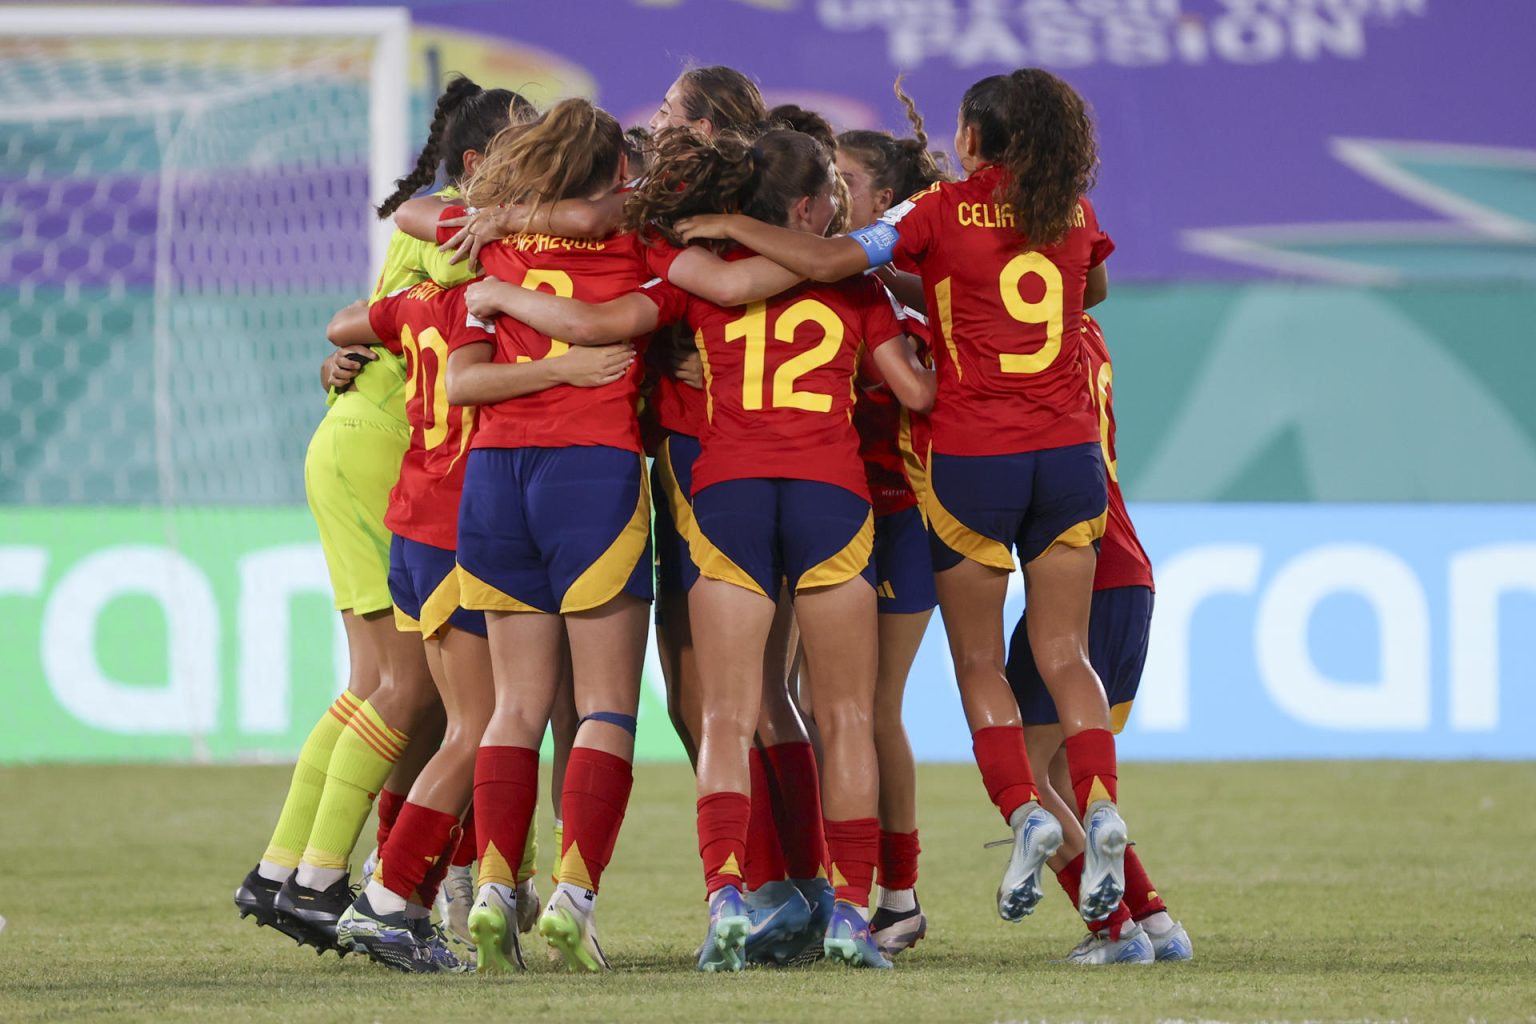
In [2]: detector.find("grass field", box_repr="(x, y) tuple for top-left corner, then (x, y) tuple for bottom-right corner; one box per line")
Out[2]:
(1, 761), (1533, 1023)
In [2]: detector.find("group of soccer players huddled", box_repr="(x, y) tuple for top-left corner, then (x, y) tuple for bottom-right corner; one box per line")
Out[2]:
(232, 62), (1194, 974)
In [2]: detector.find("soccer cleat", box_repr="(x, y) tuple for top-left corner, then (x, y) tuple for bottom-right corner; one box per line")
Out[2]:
(869, 896), (927, 957)
(336, 893), (446, 973)
(467, 883), (526, 974)
(1149, 920), (1194, 962)
(696, 885), (750, 973)
(438, 864), (475, 947)
(273, 873), (356, 954)
(996, 801), (1064, 922)
(411, 915), (474, 972)
(743, 880), (813, 964)
(233, 867), (313, 946)
(360, 847), (380, 886)
(1079, 802), (1129, 922)
(1061, 922), (1155, 965)
(515, 877), (542, 935)
(539, 888), (610, 973)
(767, 877), (834, 966)
(822, 901), (893, 969)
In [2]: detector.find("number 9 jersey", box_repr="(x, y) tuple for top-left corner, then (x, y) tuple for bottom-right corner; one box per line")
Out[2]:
(879, 165), (1114, 458)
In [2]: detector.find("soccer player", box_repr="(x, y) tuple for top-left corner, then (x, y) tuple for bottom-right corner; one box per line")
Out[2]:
(1006, 314), (1194, 965)
(676, 68), (1131, 929)
(465, 128), (935, 970)
(829, 112), (951, 957)
(233, 76), (529, 953)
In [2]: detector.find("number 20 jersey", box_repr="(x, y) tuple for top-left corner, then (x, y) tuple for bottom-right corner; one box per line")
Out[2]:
(639, 260), (905, 501)
(880, 164), (1114, 458)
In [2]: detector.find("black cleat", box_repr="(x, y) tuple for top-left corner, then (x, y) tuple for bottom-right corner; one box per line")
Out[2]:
(234, 866), (313, 945)
(273, 873), (357, 955)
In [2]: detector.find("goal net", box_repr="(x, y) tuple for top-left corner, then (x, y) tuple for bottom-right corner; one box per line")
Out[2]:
(0, 7), (408, 506)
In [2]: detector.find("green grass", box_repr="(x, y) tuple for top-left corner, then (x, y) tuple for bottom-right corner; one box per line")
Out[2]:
(1, 761), (1533, 1023)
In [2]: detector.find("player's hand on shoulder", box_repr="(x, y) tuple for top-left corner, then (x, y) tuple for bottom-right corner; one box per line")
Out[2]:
(464, 277), (508, 319)
(675, 213), (735, 242)
(325, 345), (376, 391)
(556, 342), (635, 388)
(441, 205), (524, 266)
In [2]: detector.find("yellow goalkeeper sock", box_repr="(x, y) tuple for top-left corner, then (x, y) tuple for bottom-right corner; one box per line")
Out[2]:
(550, 819), (563, 886)
(517, 809), (539, 884)
(259, 691), (362, 878)
(300, 699), (408, 877)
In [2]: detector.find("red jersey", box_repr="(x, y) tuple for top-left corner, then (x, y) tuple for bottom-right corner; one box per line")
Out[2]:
(441, 211), (651, 453)
(853, 299), (928, 517)
(640, 258), (905, 500)
(880, 165), (1114, 457)
(369, 280), (494, 550)
(1081, 314), (1153, 592)
(641, 240), (708, 440)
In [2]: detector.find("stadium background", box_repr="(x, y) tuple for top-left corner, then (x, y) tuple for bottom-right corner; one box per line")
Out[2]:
(2, 0), (1533, 767)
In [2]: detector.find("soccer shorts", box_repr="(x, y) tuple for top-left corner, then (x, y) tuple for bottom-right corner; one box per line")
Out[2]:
(388, 534), (487, 639)
(1005, 585), (1154, 733)
(926, 442), (1108, 573)
(456, 446), (653, 615)
(872, 506), (937, 615)
(652, 432), (702, 604)
(691, 478), (875, 599)
(303, 410), (408, 615)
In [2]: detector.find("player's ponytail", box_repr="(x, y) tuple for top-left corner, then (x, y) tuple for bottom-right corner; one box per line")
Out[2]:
(375, 74), (483, 219)
(890, 76), (951, 198)
(959, 68), (1098, 248)
(464, 98), (624, 214)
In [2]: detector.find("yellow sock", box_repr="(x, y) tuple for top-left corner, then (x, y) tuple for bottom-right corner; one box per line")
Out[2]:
(549, 820), (563, 886)
(262, 691), (361, 868)
(517, 809), (539, 884)
(301, 699), (408, 872)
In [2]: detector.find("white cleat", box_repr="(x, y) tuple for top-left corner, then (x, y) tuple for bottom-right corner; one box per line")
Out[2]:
(516, 877), (542, 935)
(996, 801), (1064, 922)
(360, 846), (380, 886)
(1061, 921), (1154, 965)
(466, 882), (525, 973)
(1148, 920), (1194, 962)
(538, 888), (609, 973)
(1079, 801), (1128, 922)
(439, 864), (475, 947)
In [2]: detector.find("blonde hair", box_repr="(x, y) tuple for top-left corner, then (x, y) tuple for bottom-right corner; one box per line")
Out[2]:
(464, 98), (624, 213)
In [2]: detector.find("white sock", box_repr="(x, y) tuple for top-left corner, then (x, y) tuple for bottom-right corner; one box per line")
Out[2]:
(365, 879), (408, 916)
(1139, 910), (1175, 937)
(556, 881), (596, 915)
(256, 860), (292, 885)
(478, 881), (516, 910)
(295, 863), (345, 892)
(877, 887), (917, 913)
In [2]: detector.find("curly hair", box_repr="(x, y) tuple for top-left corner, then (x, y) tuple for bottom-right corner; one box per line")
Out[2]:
(959, 68), (1098, 248)
(463, 98), (624, 213)
(374, 75), (535, 218)
(837, 80), (953, 215)
(625, 127), (836, 248)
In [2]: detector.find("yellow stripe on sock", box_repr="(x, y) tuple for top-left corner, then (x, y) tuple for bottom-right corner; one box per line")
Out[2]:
(479, 839), (517, 889)
(262, 694), (356, 868)
(301, 699), (406, 871)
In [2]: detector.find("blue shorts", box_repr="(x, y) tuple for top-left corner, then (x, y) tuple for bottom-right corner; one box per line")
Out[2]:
(456, 446), (653, 615)
(691, 478), (875, 599)
(1005, 585), (1153, 733)
(388, 534), (487, 638)
(652, 433), (701, 603)
(872, 506), (937, 615)
(926, 443), (1108, 573)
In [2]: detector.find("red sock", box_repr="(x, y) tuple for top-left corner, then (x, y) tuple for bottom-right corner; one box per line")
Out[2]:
(762, 741), (827, 880)
(1055, 852), (1133, 939)
(473, 746), (539, 888)
(824, 818), (878, 907)
(417, 824), (462, 907)
(451, 811), (476, 868)
(744, 748), (788, 890)
(378, 802), (459, 901)
(1064, 728), (1119, 817)
(971, 726), (1039, 822)
(696, 790), (750, 896)
(878, 829), (920, 891)
(1124, 848), (1168, 920)
(557, 747), (633, 896)
(375, 788), (406, 850)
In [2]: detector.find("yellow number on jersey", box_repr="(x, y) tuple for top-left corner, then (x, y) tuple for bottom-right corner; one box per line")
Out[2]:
(514, 268), (573, 361)
(1095, 359), (1117, 482)
(401, 324), (451, 450)
(997, 252), (1064, 375)
(723, 299), (843, 412)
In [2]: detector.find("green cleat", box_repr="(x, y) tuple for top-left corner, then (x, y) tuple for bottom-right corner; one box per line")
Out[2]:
(467, 883), (525, 973)
(539, 888), (609, 973)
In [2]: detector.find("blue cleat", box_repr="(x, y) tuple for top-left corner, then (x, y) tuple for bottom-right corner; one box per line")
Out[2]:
(822, 900), (892, 969)
(767, 877), (834, 966)
(996, 801), (1064, 922)
(1150, 920), (1194, 962)
(744, 880), (812, 964)
(1079, 802), (1129, 922)
(337, 893), (450, 973)
(1061, 922), (1154, 965)
(696, 885), (750, 973)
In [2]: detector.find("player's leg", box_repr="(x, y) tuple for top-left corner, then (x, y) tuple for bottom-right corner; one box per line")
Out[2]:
(653, 433), (704, 765)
